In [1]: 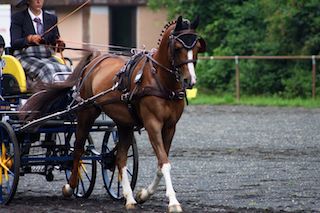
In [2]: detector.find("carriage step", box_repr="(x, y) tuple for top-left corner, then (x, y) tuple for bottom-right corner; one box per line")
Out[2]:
(20, 165), (46, 175)
(31, 165), (46, 173)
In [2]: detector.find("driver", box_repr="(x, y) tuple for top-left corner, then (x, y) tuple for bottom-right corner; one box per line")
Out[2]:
(10, 0), (70, 84)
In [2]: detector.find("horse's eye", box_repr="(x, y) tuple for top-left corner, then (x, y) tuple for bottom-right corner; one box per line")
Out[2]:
(175, 42), (183, 50)
(175, 47), (183, 52)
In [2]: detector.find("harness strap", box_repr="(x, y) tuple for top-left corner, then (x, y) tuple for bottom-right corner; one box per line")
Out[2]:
(70, 54), (116, 107)
(146, 54), (175, 74)
(175, 59), (197, 67)
(134, 86), (185, 100)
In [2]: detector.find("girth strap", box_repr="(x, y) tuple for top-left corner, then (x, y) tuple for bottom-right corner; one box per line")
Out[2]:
(134, 86), (186, 100)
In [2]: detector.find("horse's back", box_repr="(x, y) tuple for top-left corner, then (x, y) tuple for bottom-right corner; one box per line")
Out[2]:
(83, 54), (127, 96)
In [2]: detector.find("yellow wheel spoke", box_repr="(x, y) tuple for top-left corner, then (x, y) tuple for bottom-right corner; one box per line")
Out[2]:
(1, 143), (6, 160)
(4, 165), (8, 181)
(78, 160), (83, 180)
(0, 166), (3, 185)
(80, 162), (88, 174)
(1, 155), (13, 165)
(0, 162), (11, 173)
(0, 143), (14, 177)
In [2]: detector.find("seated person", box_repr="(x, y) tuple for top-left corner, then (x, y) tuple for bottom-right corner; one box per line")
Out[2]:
(10, 0), (70, 84)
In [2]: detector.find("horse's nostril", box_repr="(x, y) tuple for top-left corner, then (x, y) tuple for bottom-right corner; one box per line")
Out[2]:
(183, 79), (194, 89)
(188, 83), (195, 89)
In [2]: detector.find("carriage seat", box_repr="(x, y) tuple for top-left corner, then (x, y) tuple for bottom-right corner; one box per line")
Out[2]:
(1, 54), (67, 96)
(1, 55), (27, 95)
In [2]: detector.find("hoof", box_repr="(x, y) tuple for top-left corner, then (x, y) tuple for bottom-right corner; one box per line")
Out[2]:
(168, 204), (183, 213)
(135, 189), (150, 204)
(62, 184), (74, 198)
(125, 203), (136, 210)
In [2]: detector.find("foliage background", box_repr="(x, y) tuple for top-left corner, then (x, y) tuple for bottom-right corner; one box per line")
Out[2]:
(148, 0), (320, 98)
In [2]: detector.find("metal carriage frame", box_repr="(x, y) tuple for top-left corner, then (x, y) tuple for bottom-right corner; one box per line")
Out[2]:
(0, 54), (139, 205)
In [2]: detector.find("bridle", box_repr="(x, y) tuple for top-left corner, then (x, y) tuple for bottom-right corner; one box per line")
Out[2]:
(148, 29), (201, 83)
(169, 30), (200, 78)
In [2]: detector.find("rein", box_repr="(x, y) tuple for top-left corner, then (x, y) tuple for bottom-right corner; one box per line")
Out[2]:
(43, 44), (93, 52)
(20, 82), (119, 131)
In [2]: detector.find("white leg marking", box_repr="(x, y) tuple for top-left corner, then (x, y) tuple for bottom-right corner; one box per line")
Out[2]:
(187, 50), (196, 85)
(161, 163), (181, 207)
(139, 168), (163, 201)
(121, 167), (137, 206)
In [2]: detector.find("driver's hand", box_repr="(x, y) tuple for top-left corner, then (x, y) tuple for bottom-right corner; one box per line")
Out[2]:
(55, 38), (66, 52)
(27, 35), (43, 45)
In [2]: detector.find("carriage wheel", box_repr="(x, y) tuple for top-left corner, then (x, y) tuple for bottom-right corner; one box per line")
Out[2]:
(0, 121), (20, 205)
(101, 130), (138, 200)
(65, 133), (97, 198)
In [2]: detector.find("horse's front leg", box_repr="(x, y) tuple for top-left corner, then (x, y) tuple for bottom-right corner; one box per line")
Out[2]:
(117, 126), (137, 209)
(135, 126), (171, 203)
(136, 167), (162, 204)
(161, 126), (182, 213)
(137, 122), (182, 213)
(62, 109), (99, 197)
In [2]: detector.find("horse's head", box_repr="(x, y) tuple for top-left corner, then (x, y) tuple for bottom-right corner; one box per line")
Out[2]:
(160, 16), (206, 89)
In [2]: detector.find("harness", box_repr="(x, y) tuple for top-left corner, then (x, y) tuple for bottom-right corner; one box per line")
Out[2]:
(114, 51), (186, 128)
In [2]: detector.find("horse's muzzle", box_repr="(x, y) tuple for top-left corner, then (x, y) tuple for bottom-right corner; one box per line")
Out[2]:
(184, 79), (195, 89)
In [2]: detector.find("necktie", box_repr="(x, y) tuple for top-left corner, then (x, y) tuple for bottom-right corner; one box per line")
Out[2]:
(33, 17), (43, 35)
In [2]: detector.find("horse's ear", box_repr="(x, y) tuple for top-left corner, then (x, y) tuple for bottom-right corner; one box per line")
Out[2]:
(198, 38), (206, 53)
(191, 16), (200, 29)
(174, 16), (183, 32)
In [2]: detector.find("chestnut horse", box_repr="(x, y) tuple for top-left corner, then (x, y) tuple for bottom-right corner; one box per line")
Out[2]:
(21, 16), (205, 212)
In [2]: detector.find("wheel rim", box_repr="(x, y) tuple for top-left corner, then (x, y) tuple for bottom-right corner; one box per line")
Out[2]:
(0, 122), (20, 205)
(101, 131), (138, 200)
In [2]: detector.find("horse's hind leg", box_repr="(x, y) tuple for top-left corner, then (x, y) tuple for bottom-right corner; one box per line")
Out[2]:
(62, 108), (100, 197)
(117, 126), (137, 209)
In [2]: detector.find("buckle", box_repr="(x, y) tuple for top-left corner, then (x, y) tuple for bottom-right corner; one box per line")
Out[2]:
(177, 91), (185, 99)
(121, 93), (130, 102)
(169, 91), (175, 99)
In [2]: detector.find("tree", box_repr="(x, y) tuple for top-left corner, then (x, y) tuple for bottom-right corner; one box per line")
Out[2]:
(148, 0), (320, 98)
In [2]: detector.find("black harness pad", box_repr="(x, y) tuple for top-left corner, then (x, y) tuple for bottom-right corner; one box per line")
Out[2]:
(115, 52), (145, 93)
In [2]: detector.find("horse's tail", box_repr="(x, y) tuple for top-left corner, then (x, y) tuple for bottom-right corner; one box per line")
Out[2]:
(19, 51), (98, 121)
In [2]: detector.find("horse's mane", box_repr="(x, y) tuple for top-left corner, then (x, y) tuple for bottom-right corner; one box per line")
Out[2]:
(157, 20), (177, 46)
(20, 51), (99, 121)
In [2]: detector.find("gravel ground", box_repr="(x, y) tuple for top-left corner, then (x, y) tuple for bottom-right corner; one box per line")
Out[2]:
(2, 105), (320, 212)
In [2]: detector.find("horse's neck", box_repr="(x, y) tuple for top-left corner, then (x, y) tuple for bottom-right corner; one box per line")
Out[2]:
(152, 50), (181, 91)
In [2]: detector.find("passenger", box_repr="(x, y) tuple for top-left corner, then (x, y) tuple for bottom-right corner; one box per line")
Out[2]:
(10, 0), (70, 84)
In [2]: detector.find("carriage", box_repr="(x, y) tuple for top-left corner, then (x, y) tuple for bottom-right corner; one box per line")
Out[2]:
(0, 53), (139, 205)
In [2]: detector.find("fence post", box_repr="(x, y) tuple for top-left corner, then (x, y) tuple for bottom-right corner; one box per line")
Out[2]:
(312, 55), (316, 99)
(235, 56), (240, 101)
